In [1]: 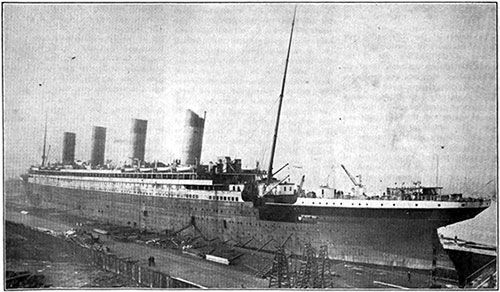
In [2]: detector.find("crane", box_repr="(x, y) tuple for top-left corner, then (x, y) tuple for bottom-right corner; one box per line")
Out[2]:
(340, 164), (363, 188)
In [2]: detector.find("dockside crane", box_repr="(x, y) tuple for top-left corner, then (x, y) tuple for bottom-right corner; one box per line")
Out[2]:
(340, 164), (362, 188)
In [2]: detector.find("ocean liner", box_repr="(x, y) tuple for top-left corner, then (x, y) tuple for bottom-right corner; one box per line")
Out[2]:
(21, 9), (490, 272)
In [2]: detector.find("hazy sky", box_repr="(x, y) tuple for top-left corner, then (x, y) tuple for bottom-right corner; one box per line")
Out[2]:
(3, 3), (496, 195)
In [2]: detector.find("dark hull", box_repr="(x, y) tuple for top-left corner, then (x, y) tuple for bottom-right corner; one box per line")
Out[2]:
(24, 182), (478, 272)
(259, 203), (485, 226)
(445, 249), (496, 286)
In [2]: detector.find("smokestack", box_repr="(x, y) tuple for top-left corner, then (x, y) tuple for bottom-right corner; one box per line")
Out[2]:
(62, 132), (76, 165)
(130, 119), (147, 162)
(181, 110), (205, 166)
(90, 126), (106, 167)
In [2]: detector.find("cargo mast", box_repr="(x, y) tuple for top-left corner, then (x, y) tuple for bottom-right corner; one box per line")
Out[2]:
(267, 7), (297, 185)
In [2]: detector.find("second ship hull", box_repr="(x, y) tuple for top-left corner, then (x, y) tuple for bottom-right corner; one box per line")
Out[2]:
(24, 181), (486, 272)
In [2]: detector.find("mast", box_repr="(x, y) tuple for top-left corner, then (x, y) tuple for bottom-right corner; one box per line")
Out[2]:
(41, 114), (48, 166)
(267, 7), (297, 185)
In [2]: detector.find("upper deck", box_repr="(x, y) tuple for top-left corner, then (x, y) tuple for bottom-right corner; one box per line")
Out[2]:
(28, 165), (262, 185)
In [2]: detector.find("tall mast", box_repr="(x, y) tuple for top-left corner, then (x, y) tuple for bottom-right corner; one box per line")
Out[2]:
(267, 7), (297, 185)
(41, 114), (47, 166)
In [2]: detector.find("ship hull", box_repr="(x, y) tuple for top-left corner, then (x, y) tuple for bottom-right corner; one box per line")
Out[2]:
(445, 249), (496, 286)
(24, 182), (473, 272)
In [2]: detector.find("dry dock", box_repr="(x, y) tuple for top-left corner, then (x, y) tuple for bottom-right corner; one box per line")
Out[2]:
(5, 207), (268, 288)
(6, 188), (460, 289)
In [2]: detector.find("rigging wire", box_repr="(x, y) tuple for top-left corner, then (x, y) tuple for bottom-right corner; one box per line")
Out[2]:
(243, 94), (281, 146)
(243, 95), (282, 169)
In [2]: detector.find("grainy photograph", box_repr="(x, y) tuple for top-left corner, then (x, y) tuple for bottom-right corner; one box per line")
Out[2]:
(3, 2), (497, 289)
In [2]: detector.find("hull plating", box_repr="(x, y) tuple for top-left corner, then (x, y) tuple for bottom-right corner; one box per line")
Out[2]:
(24, 182), (463, 271)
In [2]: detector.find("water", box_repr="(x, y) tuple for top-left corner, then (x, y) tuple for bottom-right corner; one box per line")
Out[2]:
(439, 199), (497, 246)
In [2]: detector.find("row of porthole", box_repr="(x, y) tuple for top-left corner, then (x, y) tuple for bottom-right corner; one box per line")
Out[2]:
(39, 172), (196, 180)
(41, 183), (244, 206)
(56, 179), (227, 194)
(45, 180), (190, 195)
(301, 201), (460, 208)
(209, 195), (239, 202)
(49, 178), (226, 194)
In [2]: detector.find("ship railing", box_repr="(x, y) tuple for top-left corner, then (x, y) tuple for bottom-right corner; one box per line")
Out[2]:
(311, 194), (488, 203)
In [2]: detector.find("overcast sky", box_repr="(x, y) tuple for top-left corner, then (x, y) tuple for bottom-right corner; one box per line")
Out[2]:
(3, 3), (496, 195)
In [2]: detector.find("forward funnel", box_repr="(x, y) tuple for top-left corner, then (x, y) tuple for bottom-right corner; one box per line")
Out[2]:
(181, 110), (205, 166)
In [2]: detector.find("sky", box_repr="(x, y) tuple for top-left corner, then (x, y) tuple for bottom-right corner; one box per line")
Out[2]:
(3, 3), (497, 195)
